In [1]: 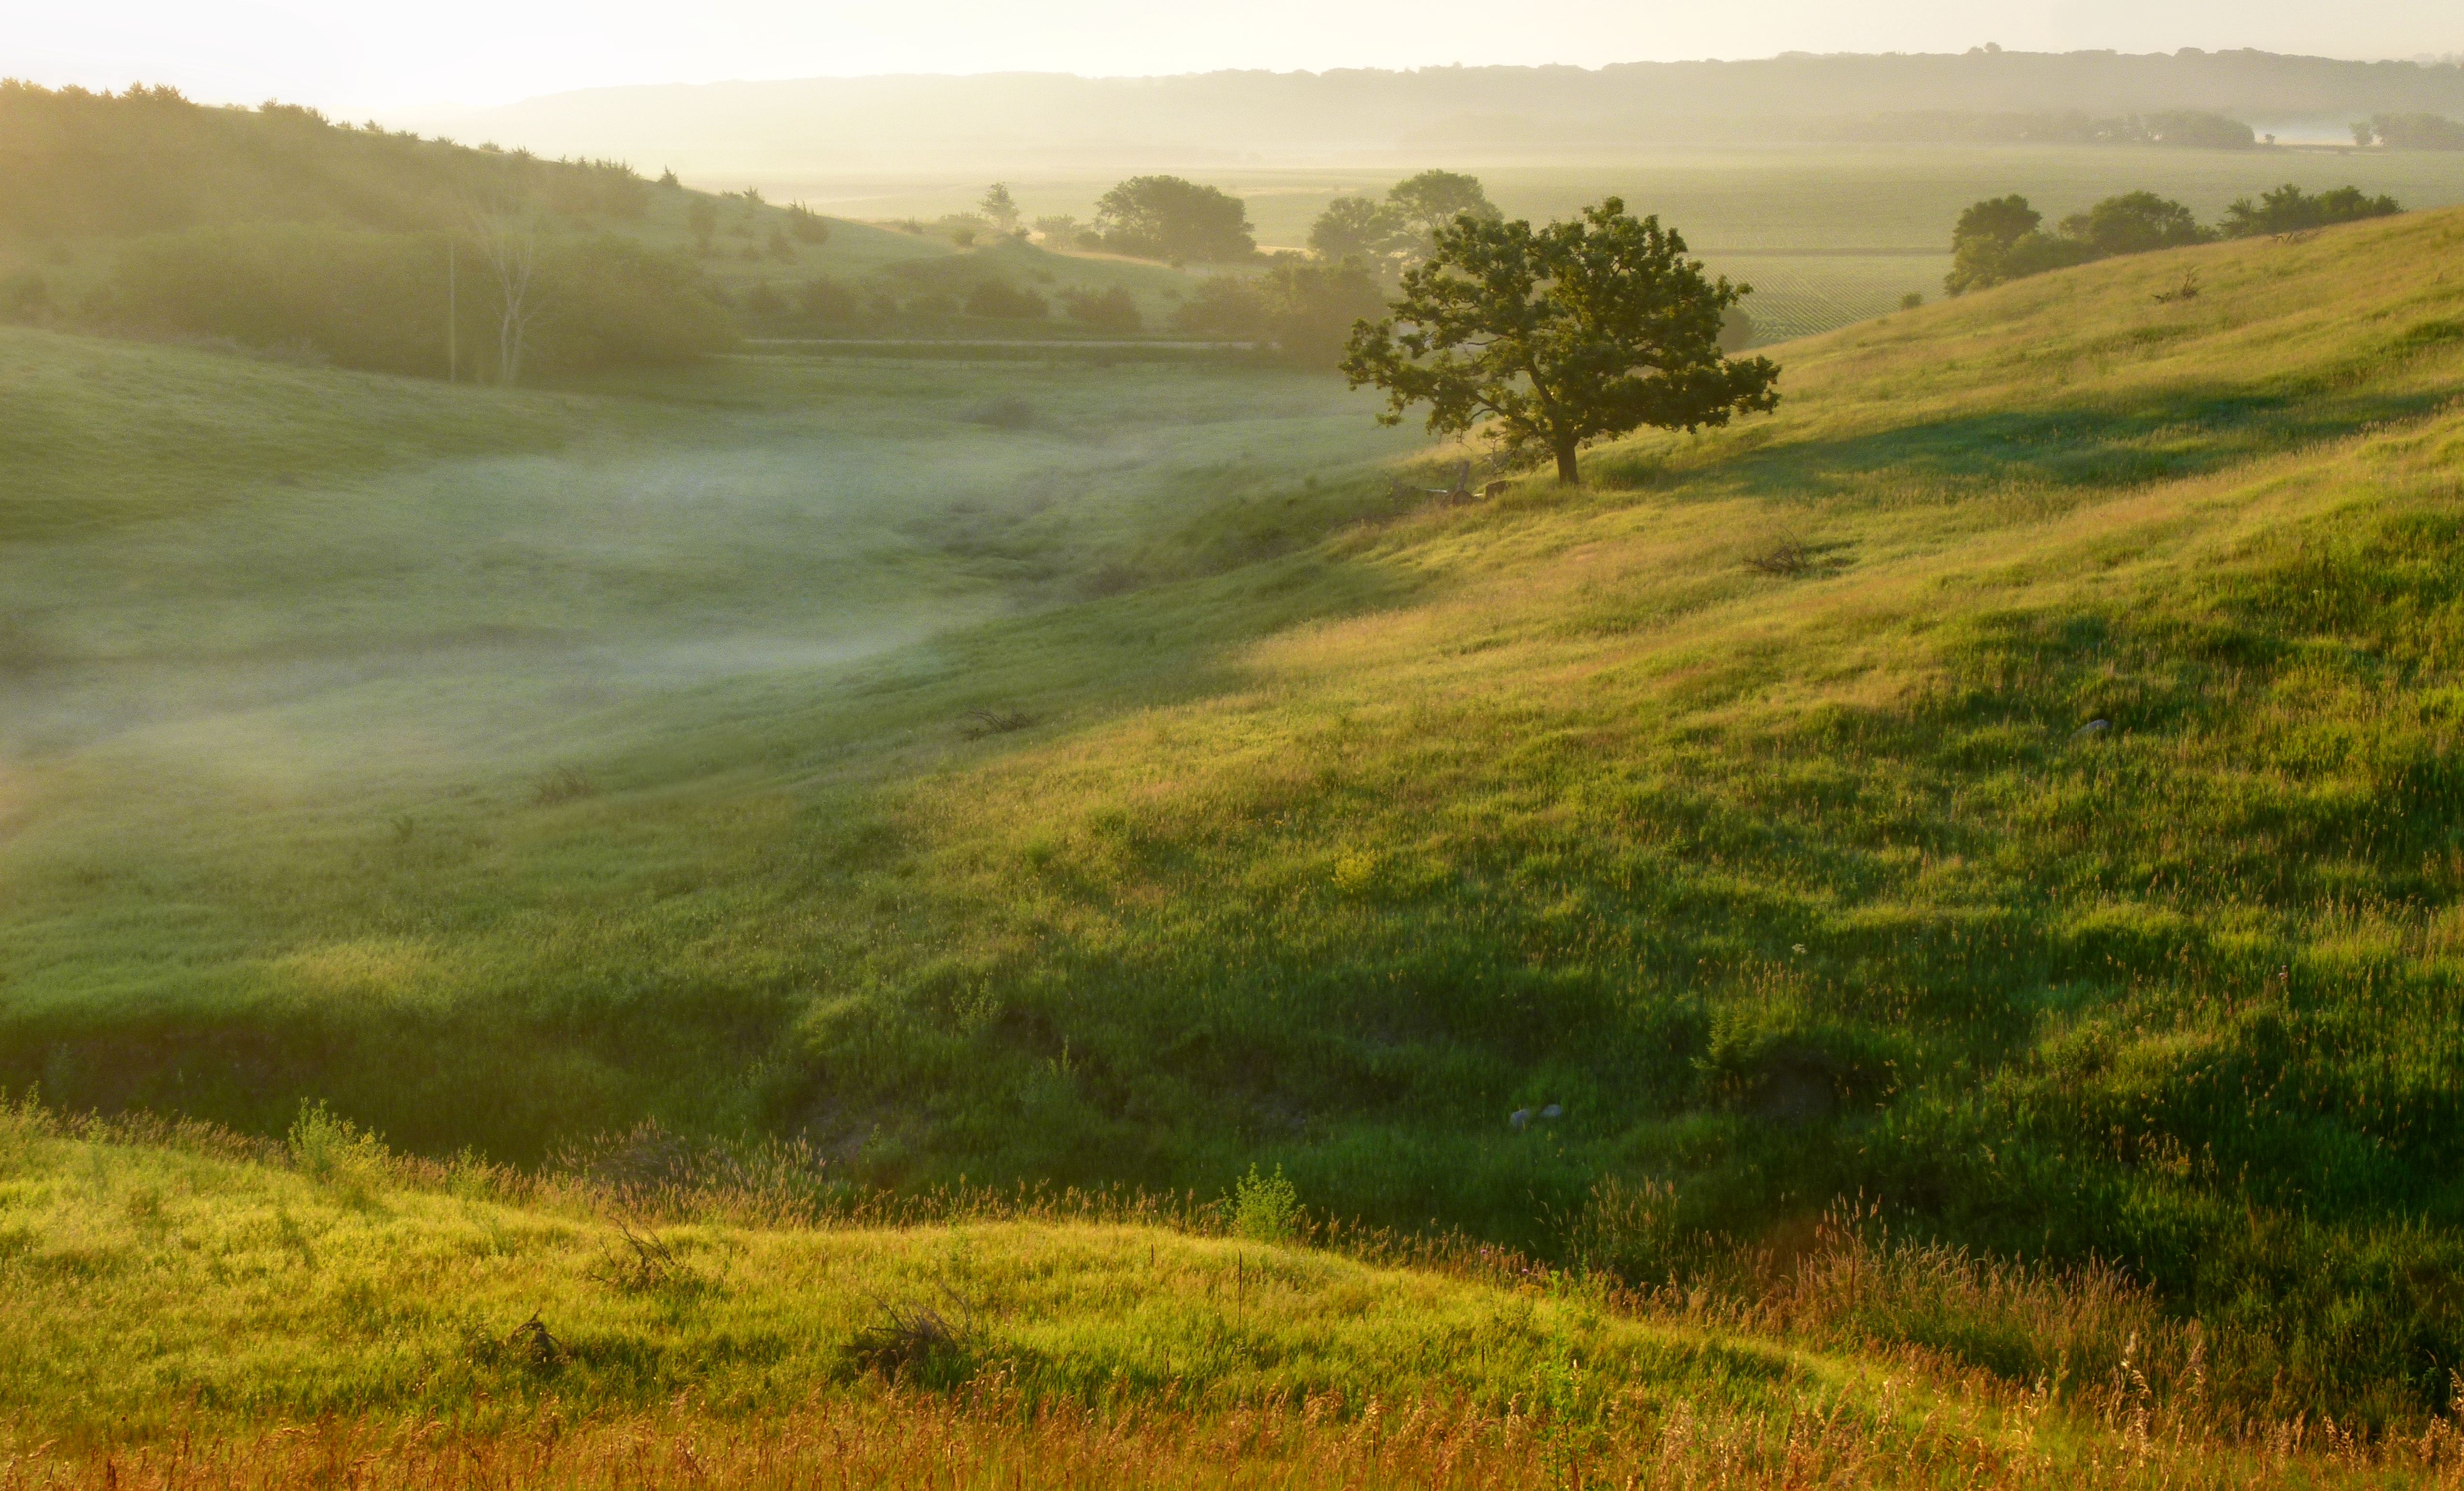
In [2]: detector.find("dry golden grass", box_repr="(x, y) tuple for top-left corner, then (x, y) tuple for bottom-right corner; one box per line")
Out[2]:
(9, 1379), (2464, 1491)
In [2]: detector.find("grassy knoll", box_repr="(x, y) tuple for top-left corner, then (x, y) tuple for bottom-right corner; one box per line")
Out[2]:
(10, 200), (2464, 1422)
(4, 1104), (2458, 1488)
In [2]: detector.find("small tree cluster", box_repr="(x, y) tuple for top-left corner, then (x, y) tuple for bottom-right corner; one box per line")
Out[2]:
(1058, 284), (1140, 331)
(2221, 183), (2405, 236)
(2353, 113), (2464, 150)
(1307, 169), (1502, 268)
(783, 204), (833, 244)
(1171, 260), (1385, 366)
(962, 278), (1047, 319)
(1945, 182), (2403, 294)
(1092, 176), (1254, 262)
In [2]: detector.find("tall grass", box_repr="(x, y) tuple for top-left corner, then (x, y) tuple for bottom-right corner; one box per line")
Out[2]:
(11, 1385), (2464, 1491)
(6, 1105), (2464, 1488)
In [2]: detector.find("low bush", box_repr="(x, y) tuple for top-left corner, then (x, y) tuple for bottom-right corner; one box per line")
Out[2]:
(1059, 284), (1141, 331)
(963, 279), (1048, 320)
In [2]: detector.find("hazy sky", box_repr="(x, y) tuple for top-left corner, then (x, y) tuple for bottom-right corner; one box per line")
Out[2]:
(12, 0), (2461, 110)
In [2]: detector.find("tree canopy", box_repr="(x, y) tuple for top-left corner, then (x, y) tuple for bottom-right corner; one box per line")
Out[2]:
(1093, 176), (1254, 262)
(2059, 191), (2211, 255)
(2366, 112), (2464, 150)
(1340, 197), (1779, 484)
(1383, 169), (1503, 238)
(2220, 183), (2404, 236)
(978, 183), (1020, 231)
(1307, 170), (1503, 269)
(1307, 197), (1394, 262)
(1947, 189), (2236, 294)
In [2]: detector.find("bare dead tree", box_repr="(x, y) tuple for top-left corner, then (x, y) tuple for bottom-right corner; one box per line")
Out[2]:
(465, 198), (543, 386)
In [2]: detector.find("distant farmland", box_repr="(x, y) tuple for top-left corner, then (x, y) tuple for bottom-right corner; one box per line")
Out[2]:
(743, 142), (2464, 343)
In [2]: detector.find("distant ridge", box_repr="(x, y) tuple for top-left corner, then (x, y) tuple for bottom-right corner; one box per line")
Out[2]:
(389, 50), (2464, 172)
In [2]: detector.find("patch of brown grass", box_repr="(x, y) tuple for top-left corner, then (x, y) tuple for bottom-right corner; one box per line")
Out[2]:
(10, 1379), (2463, 1491)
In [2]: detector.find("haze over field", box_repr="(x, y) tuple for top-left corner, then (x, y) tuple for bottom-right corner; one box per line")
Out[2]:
(20, 0), (2464, 110)
(390, 53), (2464, 173)
(14, 6), (2464, 1485)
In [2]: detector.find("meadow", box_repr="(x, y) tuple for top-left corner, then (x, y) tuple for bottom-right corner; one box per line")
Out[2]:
(10, 162), (2464, 1468)
(6, 1101), (2461, 1489)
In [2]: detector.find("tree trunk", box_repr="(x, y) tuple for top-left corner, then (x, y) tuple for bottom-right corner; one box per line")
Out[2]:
(1555, 441), (1580, 486)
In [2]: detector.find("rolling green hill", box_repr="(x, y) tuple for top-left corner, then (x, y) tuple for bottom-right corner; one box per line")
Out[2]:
(7, 199), (2464, 1418)
(0, 83), (1224, 372)
(2, 1103), (2446, 1487)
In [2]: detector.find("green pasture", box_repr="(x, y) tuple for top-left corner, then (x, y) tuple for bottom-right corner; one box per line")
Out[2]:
(8, 200), (2464, 1415)
(0, 1107), (1806, 1441)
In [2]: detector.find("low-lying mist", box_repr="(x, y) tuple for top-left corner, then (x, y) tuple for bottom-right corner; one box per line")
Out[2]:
(0, 355), (1420, 859)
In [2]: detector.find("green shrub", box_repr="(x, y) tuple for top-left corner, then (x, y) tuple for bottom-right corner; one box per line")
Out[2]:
(2220, 183), (2404, 237)
(961, 279), (1047, 319)
(1232, 1164), (1301, 1242)
(1058, 284), (1140, 331)
(288, 1101), (390, 1205)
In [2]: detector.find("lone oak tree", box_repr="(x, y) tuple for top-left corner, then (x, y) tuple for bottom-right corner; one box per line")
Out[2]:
(1344, 198), (1778, 484)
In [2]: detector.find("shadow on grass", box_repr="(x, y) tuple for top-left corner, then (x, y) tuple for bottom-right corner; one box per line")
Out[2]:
(1663, 382), (2453, 507)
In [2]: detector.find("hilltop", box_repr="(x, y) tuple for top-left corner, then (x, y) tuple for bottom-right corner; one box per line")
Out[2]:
(4, 190), (2464, 1423)
(0, 82), (1220, 376)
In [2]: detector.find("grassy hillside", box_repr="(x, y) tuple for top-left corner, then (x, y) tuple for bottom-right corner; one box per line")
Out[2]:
(0, 83), (1220, 371)
(9, 201), (2464, 1416)
(6, 1104), (2457, 1487)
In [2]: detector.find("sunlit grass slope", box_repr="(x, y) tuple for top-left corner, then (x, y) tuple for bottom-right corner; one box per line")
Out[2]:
(796, 206), (2464, 1410)
(8, 1106), (2458, 1489)
(7, 207), (2464, 1416)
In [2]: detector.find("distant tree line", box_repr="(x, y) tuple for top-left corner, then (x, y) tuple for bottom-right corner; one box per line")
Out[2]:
(1822, 109), (2259, 148)
(0, 80), (649, 238)
(0, 81), (738, 380)
(1946, 182), (2403, 294)
(2351, 112), (2464, 149)
(84, 221), (733, 380)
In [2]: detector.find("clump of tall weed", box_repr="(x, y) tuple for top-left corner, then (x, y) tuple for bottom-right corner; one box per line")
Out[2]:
(287, 1100), (392, 1206)
(0, 1087), (61, 1169)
